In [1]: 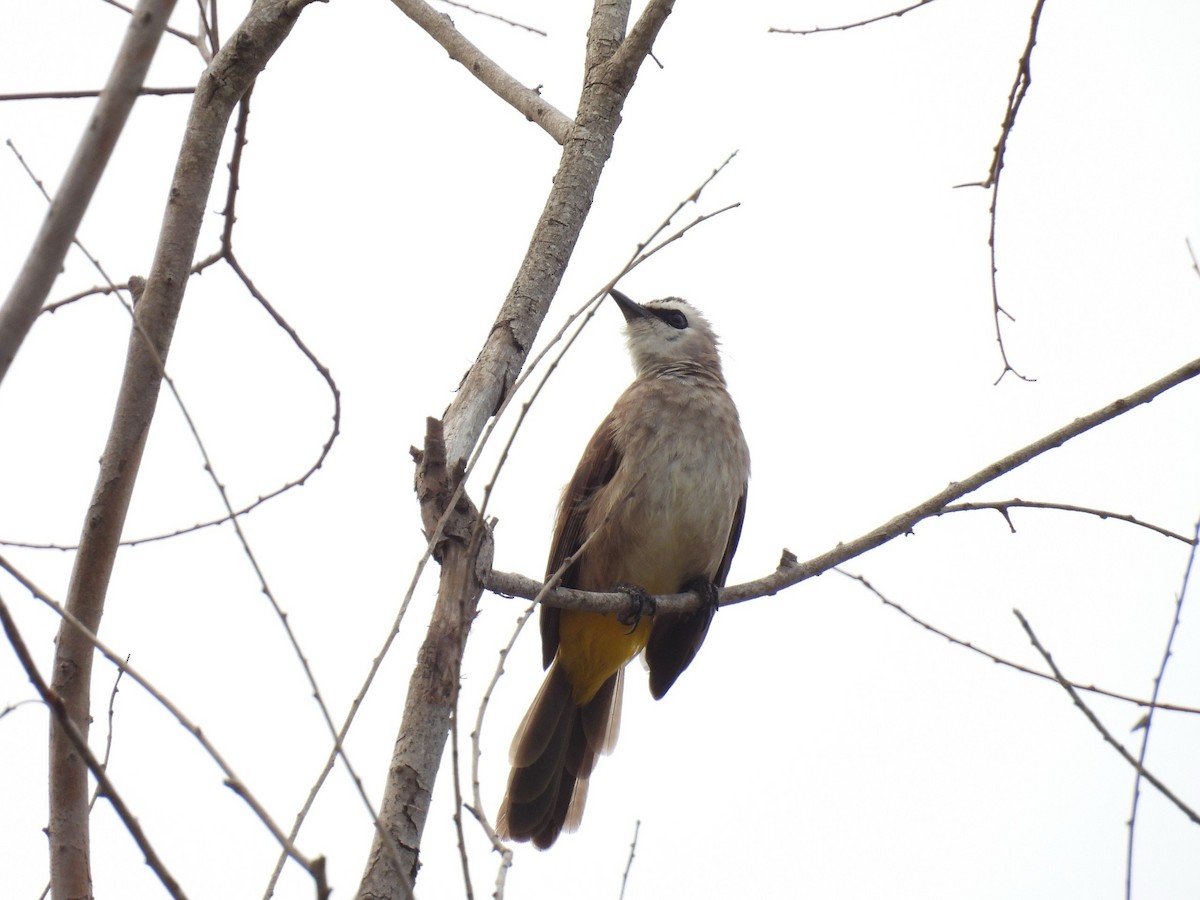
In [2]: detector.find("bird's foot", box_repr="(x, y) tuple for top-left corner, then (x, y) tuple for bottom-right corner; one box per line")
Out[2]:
(682, 577), (721, 615)
(614, 583), (656, 632)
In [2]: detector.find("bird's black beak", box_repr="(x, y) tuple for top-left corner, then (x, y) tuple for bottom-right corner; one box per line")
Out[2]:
(609, 288), (647, 323)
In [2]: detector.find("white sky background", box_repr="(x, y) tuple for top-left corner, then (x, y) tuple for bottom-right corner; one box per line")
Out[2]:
(2, 0), (1200, 897)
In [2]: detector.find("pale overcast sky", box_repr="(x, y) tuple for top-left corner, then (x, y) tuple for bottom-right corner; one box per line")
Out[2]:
(3, 1), (1200, 898)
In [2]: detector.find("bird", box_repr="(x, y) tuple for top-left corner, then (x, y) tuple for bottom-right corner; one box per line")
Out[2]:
(496, 287), (750, 849)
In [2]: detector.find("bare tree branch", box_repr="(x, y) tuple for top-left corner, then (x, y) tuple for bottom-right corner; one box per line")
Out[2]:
(98, 0), (202, 48)
(839, 569), (1200, 715)
(0, 590), (186, 900)
(484, 352), (1200, 613)
(618, 819), (641, 900)
(3, 91), (343, 560)
(0, 697), (41, 720)
(938, 499), (1196, 544)
(390, 0), (572, 143)
(433, 0), (547, 36)
(46, 2), (318, 895)
(954, 0), (1048, 384)
(1126, 519), (1199, 898)
(467, 602), (533, 852)
(768, 0), (939, 35)
(0, 87), (194, 101)
(4, 139), (125, 299)
(0, 554), (330, 896)
(449, 707), (476, 900)
(0, 0), (177, 387)
(1014, 609), (1200, 826)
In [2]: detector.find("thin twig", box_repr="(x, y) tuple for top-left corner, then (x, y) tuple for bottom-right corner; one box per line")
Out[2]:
(0, 697), (41, 720)
(98, 660), (129, 796)
(0, 590), (187, 899)
(101, 140), (355, 900)
(217, 100), (405, 900)
(631, 203), (740, 266)
(450, 707), (476, 900)
(768, 0), (938, 35)
(194, 0), (220, 60)
(954, 0), (1047, 384)
(1014, 609), (1200, 825)
(0, 87), (195, 101)
(5, 139), (126, 305)
(0, 555), (329, 892)
(467, 602), (534, 854)
(4, 106), (340, 558)
(627, 151), (739, 265)
(938, 499), (1196, 545)
(618, 819), (641, 900)
(1125, 519), (1200, 898)
(434, 0), (547, 35)
(838, 569), (1200, 715)
(98, 0), (201, 47)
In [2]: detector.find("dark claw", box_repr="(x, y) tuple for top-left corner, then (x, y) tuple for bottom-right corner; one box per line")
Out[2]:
(614, 583), (656, 632)
(682, 577), (720, 615)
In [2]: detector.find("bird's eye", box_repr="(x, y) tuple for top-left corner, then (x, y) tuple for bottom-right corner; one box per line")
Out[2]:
(663, 310), (688, 330)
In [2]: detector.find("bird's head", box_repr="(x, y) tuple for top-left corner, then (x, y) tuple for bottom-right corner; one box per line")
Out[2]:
(609, 289), (724, 379)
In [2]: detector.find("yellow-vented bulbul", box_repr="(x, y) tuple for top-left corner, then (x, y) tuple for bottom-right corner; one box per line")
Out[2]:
(496, 288), (749, 848)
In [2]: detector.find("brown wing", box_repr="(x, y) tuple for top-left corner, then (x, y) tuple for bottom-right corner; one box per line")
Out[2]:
(645, 485), (747, 699)
(714, 486), (747, 588)
(539, 414), (622, 669)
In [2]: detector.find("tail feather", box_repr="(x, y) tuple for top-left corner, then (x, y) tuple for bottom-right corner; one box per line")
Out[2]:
(509, 663), (573, 768)
(498, 663), (623, 848)
(580, 667), (623, 759)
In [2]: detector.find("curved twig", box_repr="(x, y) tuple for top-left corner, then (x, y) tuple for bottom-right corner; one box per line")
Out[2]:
(953, 0), (1048, 384)
(938, 499), (1196, 544)
(434, 0), (547, 35)
(768, 0), (939, 36)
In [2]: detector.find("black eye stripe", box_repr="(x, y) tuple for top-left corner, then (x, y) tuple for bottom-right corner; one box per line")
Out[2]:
(650, 308), (688, 330)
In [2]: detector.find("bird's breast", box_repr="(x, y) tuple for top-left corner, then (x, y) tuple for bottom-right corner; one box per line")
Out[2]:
(580, 376), (749, 594)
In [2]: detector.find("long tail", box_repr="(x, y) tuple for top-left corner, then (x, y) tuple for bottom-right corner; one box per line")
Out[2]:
(496, 661), (623, 849)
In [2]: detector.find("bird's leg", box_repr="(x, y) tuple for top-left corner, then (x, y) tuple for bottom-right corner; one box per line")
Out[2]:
(681, 577), (720, 618)
(614, 583), (656, 632)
